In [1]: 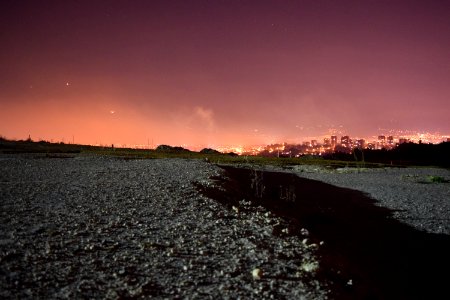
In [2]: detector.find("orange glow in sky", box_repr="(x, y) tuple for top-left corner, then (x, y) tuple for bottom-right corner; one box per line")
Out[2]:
(1, 1), (449, 148)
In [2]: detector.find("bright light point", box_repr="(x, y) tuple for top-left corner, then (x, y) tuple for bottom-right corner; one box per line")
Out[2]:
(110, 110), (115, 114)
(66, 82), (70, 86)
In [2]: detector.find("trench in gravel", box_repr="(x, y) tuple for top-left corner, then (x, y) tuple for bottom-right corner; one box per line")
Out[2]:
(198, 166), (450, 300)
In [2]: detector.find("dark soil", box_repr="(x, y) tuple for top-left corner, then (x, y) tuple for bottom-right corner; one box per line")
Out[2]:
(203, 166), (450, 300)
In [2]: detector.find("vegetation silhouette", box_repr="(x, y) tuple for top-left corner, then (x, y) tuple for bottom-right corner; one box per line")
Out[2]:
(155, 144), (191, 153)
(1, 137), (448, 167)
(325, 142), (450, 168)
(199, 148), (221, 155)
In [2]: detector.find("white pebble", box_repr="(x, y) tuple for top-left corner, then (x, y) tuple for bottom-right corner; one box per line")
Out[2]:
(300, 228), (309, 236)
(252, 268), (263, 280)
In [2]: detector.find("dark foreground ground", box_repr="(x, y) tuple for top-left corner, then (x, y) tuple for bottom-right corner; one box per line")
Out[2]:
(0, 155), (326, 299)
(1, 154), (449, 299)
(206, 166), (450, 299)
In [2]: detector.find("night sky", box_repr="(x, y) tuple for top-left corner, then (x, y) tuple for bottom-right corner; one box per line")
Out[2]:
(1, 0), (449, 147)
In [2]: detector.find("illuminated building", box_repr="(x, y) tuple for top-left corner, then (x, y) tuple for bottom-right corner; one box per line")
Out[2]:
(387, 136), (394, 145)
(323, 138), (330, 146)
(355, 139), (365, 149)
(331, 136), (337, 147)
(311, 140), (318, 147)
(377, 135), (386, 149)
(367, 143), (376, 149)
(341, 136), (350, 148)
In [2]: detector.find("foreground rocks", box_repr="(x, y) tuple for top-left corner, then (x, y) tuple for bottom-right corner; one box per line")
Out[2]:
(230, 163), (450, 235)
(0, 155), (326, 299)
(290, 165), (450, 235)
(216, 166), (450, 299)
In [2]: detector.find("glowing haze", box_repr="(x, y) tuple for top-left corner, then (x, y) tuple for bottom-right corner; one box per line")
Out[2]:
(1, 0), (449, 148)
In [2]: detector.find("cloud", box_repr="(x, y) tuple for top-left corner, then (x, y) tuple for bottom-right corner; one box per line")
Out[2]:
(193, 106), (215, 131)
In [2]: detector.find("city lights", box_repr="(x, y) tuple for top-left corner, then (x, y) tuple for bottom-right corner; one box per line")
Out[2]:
(216, 130), (449, 156)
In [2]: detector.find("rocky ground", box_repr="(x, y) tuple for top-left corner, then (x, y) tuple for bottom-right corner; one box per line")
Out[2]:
(228, 163), (450, 235)
(0, 155), (327, 299)
(289, 165), (450, 235)
(215, 163), (450, 299)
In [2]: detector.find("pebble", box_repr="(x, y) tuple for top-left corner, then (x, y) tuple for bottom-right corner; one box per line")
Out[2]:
(293, 166), (450, 235)
(252, 268), (263, 280)
(0, 155), (327, 299)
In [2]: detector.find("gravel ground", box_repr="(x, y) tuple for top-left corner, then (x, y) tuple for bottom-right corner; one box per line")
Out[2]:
(0, 155), (326, 299)
(288, 165), (450, 235)
(214, 164), (450, 299)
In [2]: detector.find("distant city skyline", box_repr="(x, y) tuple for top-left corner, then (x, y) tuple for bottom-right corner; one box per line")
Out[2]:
(218, 130), (450, 155)
(5, 128), (446, 156)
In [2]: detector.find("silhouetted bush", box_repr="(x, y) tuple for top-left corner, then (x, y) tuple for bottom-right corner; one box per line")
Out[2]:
(199, 148), (221, 154)
(155, 145), (191, 153)
(227, 152), (239, 157)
